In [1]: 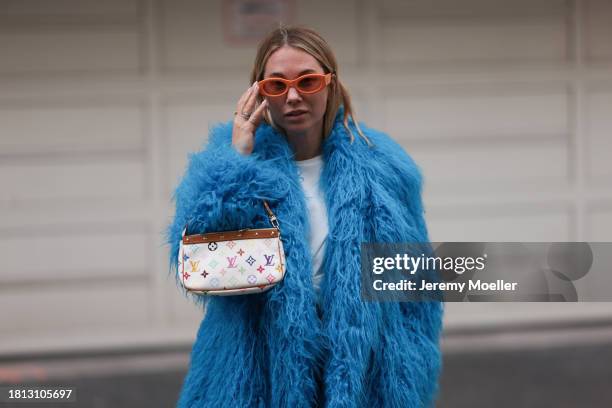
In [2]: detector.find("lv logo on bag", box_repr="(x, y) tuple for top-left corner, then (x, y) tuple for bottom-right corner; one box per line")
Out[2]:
(189, 260), (200, 273)
(227, 256), (238, 268)
(264, 254), (275, 266)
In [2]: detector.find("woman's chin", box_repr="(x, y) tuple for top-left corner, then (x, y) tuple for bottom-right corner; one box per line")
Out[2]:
(281, 121), (310, 134)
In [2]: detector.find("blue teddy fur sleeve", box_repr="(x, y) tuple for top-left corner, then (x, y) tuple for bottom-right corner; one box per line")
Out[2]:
(165, 121), (291, 303)
(364, 125), (444, 407)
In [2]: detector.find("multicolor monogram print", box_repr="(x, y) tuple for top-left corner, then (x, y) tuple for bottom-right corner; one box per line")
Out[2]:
(179, 233), (286, 296)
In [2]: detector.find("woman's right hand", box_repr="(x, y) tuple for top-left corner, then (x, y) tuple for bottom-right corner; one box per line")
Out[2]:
(232, 81), (268, 156)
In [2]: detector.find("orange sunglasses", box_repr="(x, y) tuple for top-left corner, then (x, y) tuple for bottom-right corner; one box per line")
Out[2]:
(258, 73), (333, 97)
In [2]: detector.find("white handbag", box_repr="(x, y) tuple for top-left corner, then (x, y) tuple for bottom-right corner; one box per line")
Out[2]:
(178, 201), (286, 295)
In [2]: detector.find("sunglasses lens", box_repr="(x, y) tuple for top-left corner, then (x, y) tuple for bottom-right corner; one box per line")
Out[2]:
(262, 80), (287, 96)
(297, 76), (323, 92)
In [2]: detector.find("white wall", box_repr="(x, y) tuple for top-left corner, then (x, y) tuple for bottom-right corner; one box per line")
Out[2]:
(0, 0), (611, 355)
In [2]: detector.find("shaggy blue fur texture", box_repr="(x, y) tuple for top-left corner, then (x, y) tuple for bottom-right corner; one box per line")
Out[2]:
(166, 106), (443, 407)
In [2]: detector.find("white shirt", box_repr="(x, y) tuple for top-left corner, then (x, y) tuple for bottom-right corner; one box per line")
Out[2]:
(295, 154), (329, 305)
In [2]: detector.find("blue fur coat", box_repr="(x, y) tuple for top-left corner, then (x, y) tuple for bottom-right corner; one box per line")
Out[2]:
(166, 106), (443, 407)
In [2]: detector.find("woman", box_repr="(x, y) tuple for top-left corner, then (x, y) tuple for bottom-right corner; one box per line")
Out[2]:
(167, 25), (443, 407)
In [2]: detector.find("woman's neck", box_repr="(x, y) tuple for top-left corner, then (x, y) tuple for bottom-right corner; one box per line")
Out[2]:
(284, 122), (324, 161)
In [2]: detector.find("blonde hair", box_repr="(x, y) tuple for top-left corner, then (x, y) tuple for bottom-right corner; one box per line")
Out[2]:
(250, 25), (372, 146)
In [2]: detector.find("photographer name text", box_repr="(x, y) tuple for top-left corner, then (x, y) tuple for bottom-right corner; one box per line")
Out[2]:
(372, 279), (518, 292)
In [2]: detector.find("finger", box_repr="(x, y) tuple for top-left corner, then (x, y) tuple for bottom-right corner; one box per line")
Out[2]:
(247, 99), (268, 128)
(235, 81), (257, 114)
(242, 82), (260, 117)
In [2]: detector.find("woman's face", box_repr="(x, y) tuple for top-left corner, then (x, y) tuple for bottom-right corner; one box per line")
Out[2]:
(262, 45), (329, 136)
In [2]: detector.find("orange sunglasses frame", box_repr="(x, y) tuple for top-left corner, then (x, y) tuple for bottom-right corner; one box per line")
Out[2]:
(258, 73), (333, 97)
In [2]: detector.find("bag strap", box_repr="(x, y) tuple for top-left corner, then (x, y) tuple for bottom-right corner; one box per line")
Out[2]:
(262, 200), (280, 230)
(182, 200), (280, 237)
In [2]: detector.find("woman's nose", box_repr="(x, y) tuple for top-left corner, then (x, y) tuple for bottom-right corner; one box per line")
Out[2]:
(286, 86), (302, 102)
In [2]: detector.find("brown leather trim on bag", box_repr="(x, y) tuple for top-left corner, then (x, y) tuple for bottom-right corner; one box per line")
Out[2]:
(276, 237), (286, 278)
(182, 228), (279, 244)
(187, 284), (275, 295)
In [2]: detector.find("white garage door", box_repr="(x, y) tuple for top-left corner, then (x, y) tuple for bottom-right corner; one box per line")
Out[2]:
(0, 0), (611, 355)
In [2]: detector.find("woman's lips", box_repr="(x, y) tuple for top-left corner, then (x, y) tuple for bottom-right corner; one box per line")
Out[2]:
(285, 111), (307, 119)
